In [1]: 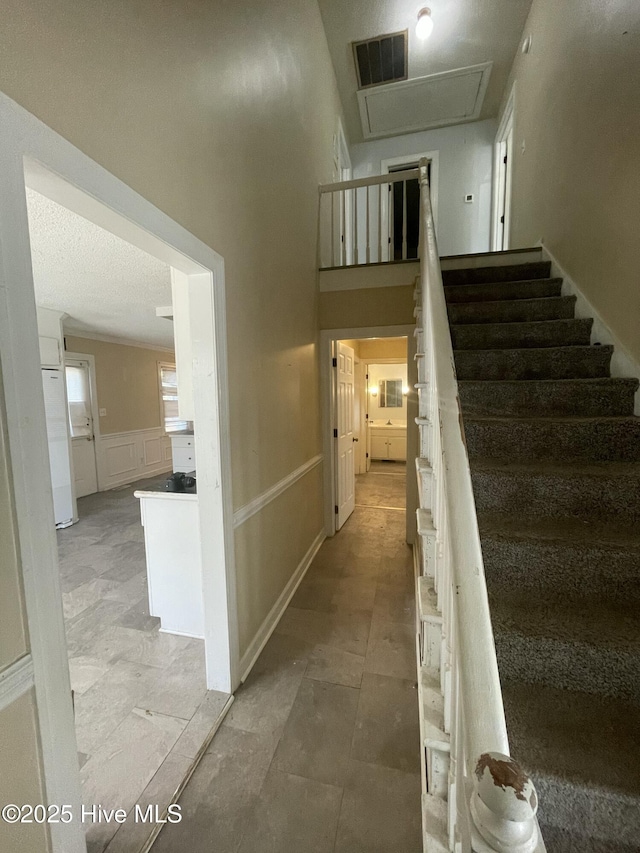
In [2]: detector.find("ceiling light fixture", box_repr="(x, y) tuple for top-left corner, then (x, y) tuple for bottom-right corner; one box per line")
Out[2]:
(416, 7), (434, 40)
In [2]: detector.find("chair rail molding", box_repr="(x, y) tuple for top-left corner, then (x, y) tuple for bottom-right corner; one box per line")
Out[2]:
(233, 454), (323, 528)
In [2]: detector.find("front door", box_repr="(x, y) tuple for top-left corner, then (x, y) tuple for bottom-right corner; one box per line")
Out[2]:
(65, 359), (98, 498)
(336, 342), (355, 529)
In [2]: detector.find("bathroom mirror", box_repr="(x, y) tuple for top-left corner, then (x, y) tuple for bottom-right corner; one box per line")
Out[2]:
(379, 379), (403, 407)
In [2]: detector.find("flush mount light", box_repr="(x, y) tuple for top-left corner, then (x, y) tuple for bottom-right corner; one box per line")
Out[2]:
(416, 7), (434, 40)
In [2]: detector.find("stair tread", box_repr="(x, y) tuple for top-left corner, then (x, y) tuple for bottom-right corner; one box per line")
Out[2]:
(453, 344), (613, 356)
(503, 681), (640, 798)
(478, 512), (640, 549)
(472, 458), (640, 476)
(491, 592), (640, 651)
(445, 276), (562, 290)
(451, 317), (590, 330)
(459, 376), (639, 388)
(449, 294), (574, 309)
(465, 414), (640, 424)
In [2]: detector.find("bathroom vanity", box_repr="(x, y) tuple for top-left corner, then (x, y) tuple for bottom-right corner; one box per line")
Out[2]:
(369, 424), (407, 461)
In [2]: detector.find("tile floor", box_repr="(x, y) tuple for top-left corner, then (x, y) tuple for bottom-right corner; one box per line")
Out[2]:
(152, 460), (421, 853)
(57, 476), (228, 853)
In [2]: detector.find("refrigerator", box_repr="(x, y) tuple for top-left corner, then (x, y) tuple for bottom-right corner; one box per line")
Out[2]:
(42, 368), (76, 528)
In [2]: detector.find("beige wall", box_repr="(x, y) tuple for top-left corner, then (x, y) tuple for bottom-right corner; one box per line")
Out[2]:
(0, 690), (50, 853)
(359, 337), (407, 360)
(0, 371), (29, 672)
(0, 1), (343, 660)
(65, 335), (174, 435)
(503, 0), (640, 364)
(320, 286), (415, 329)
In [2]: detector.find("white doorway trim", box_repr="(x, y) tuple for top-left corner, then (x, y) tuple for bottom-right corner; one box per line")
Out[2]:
(380, 150), (440, 262)
(491, 84), (516, 251)
(0, 91), (238, 853)
(320, 326), (417, 541)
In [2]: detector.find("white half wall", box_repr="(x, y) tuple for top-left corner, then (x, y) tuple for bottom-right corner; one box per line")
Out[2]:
(98, 427), (172, 490)
(350, 120), (496, 257)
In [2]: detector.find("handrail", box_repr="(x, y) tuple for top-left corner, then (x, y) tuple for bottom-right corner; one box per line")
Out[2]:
(319, 167), (419, 194)
(416, 157), (542, 852)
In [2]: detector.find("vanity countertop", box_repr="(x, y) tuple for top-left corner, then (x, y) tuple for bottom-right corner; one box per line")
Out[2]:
(368, 423), (407, 430)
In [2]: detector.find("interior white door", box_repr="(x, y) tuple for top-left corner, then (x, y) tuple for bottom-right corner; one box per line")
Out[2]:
(65, 360), (98, 498)
(336, 342), (356, 529)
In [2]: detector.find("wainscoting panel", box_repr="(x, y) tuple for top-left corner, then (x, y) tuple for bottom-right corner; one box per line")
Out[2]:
(98, 428), (172, 490)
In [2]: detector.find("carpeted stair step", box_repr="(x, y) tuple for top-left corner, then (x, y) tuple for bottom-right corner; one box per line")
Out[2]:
(490, 594), (640, 700)
(465, 416), (640, 462)
(453, 345), (613, 381)
(451, 318), (593, 350)
(448, 295), (576, 325)
(478, 514), (640, 605)
(502, 682), (640, 851)
(471, 460), (640, 525)
(459, 377), (638, 417)
(444, 277), (563, 304)
(442, 260), (551, 286)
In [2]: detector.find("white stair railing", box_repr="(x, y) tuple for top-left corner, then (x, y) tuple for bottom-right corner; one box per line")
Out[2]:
(413, 157), (545, 853)
(318, 168), (420, 269)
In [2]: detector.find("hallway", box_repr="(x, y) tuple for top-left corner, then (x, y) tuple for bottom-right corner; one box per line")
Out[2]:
(152, 462), (421, 853)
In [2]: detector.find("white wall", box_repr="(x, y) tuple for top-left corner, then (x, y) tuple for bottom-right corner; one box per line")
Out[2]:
(351, 120), (496, 257)
(367, 362), (408, 425)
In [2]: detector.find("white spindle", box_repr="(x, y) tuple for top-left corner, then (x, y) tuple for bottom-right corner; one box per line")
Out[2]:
(341, 190), (346, 267)
(366, 185), (370, 264)
(330, 191), (335, 267)
(402, 179), (408, 260)
(354, 187), (359, 265)
(378, 183), (382, 263)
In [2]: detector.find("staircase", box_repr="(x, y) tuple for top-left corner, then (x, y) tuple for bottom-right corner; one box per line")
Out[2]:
(443, 252), (640, 851)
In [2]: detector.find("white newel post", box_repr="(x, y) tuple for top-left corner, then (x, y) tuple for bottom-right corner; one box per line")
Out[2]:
(470, 752), (539, 853)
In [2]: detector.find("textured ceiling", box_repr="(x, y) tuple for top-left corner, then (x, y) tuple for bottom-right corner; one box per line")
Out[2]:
(26, 189), (174, 348)
(318, 0), (533, 143)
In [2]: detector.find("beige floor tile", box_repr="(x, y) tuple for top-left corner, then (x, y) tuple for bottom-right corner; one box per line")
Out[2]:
(172, 690), (231, 760)
(364, 617), (417, 680)
(142, 641), (207, 721)
(351, 671), (421, 774)
(81, 707), (186, 852)
(334, 758), (422, 853)
(236, 767), (343, 853)
(104, 751), (192, 853)
(273, 677), (360, 786)
(305, 644), (365, 688)
(276, 606), (371, 656)
(153, 725), (278, 853)
(68, 655), (110, 696)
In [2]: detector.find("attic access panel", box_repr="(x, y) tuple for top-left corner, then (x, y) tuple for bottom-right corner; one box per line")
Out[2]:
(357, 62), (493, 139)
(353, 31), (408, 89)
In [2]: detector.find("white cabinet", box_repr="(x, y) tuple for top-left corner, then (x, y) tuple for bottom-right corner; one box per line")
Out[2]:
(39, 335), (62, 368)
(369, 427), (407, 461)
(135, 491), (203, 638)
(171, 434), (196, 472)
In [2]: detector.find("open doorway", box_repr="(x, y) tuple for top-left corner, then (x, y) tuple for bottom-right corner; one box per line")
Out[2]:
(381, 151), (439, 262)
(0, 114), (238, 851)
(492, 85), (515, 251)
(321, 326), (418, 545)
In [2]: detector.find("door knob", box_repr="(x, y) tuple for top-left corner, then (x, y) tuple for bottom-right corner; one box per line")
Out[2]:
(353, 437), (359, 442)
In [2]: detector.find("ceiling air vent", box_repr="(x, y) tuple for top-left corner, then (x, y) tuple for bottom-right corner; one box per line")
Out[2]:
(353, 31), (408, 89)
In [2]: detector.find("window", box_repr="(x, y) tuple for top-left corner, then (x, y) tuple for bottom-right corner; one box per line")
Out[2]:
(65, 361), (92, 438)
(159, 363), (189, 433)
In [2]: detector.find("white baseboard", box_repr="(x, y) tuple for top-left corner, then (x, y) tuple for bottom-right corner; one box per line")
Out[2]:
(540, 245), (640, 415)
(97, 427), (173, 490)
(239, 529), (326, 682)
